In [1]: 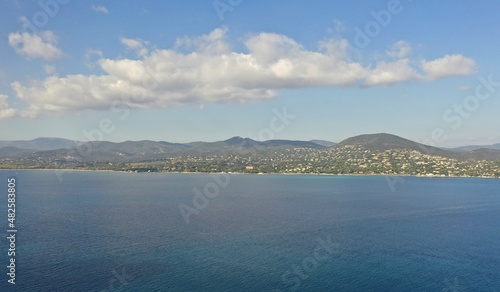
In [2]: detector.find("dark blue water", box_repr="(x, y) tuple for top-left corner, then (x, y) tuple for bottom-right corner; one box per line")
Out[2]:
(1, 170), (499, 291)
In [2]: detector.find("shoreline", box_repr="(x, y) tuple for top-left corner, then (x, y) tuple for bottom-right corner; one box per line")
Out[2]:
(1, 168), (498, 179)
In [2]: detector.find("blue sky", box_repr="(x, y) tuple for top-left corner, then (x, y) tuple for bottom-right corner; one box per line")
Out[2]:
(1, 0), (499, 147)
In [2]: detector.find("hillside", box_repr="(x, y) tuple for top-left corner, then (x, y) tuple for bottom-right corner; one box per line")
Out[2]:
(310, 140), (337, 147)
(0, 137), (78, 151)
(335, 133), (455, 157)
(453, 143), (500, 152)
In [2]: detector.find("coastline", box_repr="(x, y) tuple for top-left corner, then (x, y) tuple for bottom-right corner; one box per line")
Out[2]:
(1, 168), (498, 179)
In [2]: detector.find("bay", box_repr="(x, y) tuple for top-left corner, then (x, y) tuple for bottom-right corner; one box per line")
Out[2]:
(1, 170), (499, 291)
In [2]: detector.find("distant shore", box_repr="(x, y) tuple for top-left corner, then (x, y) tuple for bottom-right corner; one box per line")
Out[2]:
(1, 168), (498, 179)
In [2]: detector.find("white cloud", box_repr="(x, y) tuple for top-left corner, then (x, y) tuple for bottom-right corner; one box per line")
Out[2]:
(8, 31), (64, 61)
(43, 65), (57, 74)
(92, 5), (109, 14)
(84, 49), (104, 69)
(333, 19), (347, 33)
(0, 95), (17, 119)
(175, 27), (230, 54)
(10, 28), (478, 117)
(422, 54), (477, 80)
(364, 59), (420, 86)
(0, 94), (11, 108)
(121, 38), (149, 57)
(386, 40), (412, 58)
(319, 38), (350, 60)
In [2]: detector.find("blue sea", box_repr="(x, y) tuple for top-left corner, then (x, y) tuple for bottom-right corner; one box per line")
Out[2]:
(1, 170), (500, 291)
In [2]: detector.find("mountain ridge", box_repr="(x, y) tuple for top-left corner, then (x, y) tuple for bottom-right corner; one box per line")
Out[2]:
(335, 133), (455, 157)
(1, 133), (500, 162)
(2, 134), (500, 152)
(452, 143), (500, 152)
(0, 137), (79, 151)
(2, 133), (499, 177)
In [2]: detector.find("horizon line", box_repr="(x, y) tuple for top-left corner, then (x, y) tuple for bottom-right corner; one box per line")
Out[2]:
(1, 133), (500, 149)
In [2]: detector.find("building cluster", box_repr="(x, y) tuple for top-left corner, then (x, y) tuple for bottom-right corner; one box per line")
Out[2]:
(2, 145), (499, 177)
(121, 146), (500, 178)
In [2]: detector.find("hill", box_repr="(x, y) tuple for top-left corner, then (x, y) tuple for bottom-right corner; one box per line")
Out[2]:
(0, 137), (326, 162)
(453, 143), (500, 152)
(310, 140), (337, 147)
(459, 148), (500, 161)
(335, 133), (455, 157)
(0, 138), (78, 151)
(1, 134), (499, 177)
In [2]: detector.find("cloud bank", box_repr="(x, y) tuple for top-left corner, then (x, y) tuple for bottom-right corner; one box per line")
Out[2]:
(7, 28), (477, 118)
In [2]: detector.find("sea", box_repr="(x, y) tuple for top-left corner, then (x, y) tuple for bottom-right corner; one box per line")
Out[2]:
(0, 170), (499, 291)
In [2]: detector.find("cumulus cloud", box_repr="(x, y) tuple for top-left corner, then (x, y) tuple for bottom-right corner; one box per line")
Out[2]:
(329, 19), (347, 34)
(386, 40), (412, 58)
(364, 59), (419, 86)
(10, 28), (477, 117)
(319, 38), (350, 60)
(0, 95), (17, 119)
(175, 27), (230, 54)
(422, 54), (477, 80)
(121, 38), (149, 57)
(8, 31), (64, 61)
(92, 5), (109, 14)
(84, 49), (104, 69)
(43, 65), (57, 74)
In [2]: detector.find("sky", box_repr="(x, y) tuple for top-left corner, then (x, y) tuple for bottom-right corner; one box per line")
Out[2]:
(0, 0), (499, 147)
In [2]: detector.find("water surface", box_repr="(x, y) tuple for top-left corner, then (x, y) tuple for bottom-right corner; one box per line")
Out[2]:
(1, 170), (499, 291)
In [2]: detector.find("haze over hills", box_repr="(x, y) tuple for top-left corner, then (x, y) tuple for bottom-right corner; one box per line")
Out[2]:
(452, 143), (500, 152)
(0, 136), (327, 162)
(2, 133), (499, 153)
(309, 140), (337, 147)
(1, 133), (500, 160)
(0, 137), (79, 151)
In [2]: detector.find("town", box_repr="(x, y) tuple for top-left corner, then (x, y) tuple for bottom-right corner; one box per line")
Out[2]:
(4, 143), (498, 178)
